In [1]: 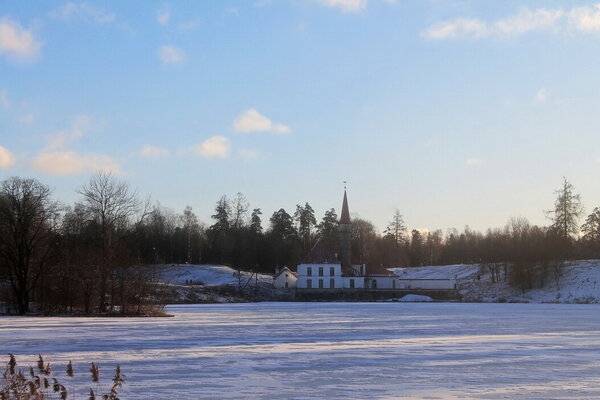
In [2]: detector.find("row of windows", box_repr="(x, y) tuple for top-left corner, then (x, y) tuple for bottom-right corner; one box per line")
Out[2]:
(306, 267), (336, 277)
(305, 279), (359, 288)
(306, 279), (337, 289)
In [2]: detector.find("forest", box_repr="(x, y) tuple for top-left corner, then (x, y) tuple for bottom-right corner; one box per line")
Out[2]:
(1, 173), (599, 315)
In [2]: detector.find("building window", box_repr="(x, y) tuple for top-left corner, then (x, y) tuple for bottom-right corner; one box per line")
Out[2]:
(372, 279), (377, 289)
(307, 279), (312, 289)
(350, 279), (355, 289)
(307, 267), (312, 276)
(330, 267), (335, 276)
(330, 278), (335, 288)
(285, 282), (288, 288)
(319, 279), (324, 289)
(393, 280), (396, 289)
(319, 267), (323, 276)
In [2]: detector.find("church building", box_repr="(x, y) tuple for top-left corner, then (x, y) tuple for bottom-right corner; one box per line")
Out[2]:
(295, 189), (400, 291)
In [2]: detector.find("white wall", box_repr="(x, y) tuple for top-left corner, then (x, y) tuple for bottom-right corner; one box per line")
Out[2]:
(396, 279), (456, 290)
(273, 269), (297, 289)
(364, 277), (397, 289)
(297, 264), (342, 289)
(342, 277), (365, 289)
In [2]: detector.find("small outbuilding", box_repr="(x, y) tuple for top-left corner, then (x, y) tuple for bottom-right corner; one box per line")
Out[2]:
(273, 267), (298, 289)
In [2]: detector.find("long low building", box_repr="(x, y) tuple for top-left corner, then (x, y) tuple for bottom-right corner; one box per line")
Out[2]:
(296, 263), (456, 291)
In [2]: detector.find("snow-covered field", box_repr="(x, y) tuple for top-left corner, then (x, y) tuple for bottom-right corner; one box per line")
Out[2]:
(4, 303), (600, 399)
(157, 264), (272, 286)
(392, 260), (600, 304)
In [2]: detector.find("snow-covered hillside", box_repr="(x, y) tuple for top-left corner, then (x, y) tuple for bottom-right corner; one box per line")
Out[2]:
(157, 264), (272, 286)
(393, 260), (600, 304)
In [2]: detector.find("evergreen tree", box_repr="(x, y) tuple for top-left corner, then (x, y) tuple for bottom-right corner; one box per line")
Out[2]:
(269, 208), (296, 240)
(547, 177), (583, 240)
(384, 209), (406, 244)
(294, 202), (317, 251)
(581, 207), (600, 254)
(250, 208), (263, 234)
(410, 229), (424, 266)
(210, 195), (231, 232)
(317, 208), (338, 249)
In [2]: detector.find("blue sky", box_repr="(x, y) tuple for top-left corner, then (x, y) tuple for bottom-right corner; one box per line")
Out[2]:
(2, 0), (600, 233)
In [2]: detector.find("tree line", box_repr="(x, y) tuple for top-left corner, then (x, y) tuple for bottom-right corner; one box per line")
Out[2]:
(1, 174), (598, 314)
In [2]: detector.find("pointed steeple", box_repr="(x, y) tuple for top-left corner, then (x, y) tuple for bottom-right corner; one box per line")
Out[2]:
(340, 190), (351, 224)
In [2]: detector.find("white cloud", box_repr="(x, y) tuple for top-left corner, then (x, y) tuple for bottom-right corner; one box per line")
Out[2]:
(233, 109), (291, 134)
(466, 158), (483, 166)
(194, 136), (230, 158)
(318, 0), (367, 13)
(139, 145), (170, 158)
(535, 88), (549, 103)
(568, 5), (600, 33)
(0, 146), (15, 169)
(224, 7), (240, 16)
(422, 18), (488, 40)
(423, 7), (576, 41)
(494, 8), (563, 37)
(33, 151), (121, 175)
(239, 148), (259, 160)
(50, 2), (116, 24)
(157, 8), (170, 25)
(158, 45), (185, 64)
(0, 18), (42, 61)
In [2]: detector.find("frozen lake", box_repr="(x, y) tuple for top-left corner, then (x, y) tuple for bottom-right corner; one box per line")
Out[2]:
(3, 302), (600, 399)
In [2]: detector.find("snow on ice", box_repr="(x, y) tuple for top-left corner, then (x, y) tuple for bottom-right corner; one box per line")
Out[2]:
(4, 302), (600, 399)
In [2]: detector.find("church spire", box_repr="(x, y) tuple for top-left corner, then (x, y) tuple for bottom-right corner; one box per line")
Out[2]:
(340, 189), (351, 224)
(339, 187), (352, 270)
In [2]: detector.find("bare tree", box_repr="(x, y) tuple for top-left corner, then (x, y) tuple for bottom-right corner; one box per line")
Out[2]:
(231, 192), (249, 229)
(77, 172), (148, 312)
(0, 177), (60, 314)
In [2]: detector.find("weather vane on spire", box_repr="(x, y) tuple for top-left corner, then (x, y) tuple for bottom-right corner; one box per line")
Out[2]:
(343, 180), (347, 190)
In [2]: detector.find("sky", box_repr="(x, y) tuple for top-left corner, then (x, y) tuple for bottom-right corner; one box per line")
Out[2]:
(2, 0), (600, 234)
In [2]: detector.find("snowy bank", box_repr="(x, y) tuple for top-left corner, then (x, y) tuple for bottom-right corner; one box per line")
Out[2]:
(392, 260), (600, 304)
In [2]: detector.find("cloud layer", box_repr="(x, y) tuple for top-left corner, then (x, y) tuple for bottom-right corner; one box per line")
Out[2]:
(423, 5), (600, 40)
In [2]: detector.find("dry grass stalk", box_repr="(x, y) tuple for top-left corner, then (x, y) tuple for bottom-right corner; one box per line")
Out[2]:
(2, 355), (124, 400)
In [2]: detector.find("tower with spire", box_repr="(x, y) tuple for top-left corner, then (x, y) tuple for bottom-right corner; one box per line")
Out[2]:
(339, 187), (352, 272)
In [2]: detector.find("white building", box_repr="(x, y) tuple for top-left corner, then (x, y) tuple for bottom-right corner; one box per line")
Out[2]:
(293, 189), (456, 293)
(296, 263), (399, 290)
(273, 267), (297, 289)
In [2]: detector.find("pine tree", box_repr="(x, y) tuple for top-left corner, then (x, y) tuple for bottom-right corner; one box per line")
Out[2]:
(270, 209), (296, 240)
(546, 177), (583, 240)
(317, 208), (338, 249)
(250, 208), (263, 234)
(384, 209), (406, 244)
(294, 202), (316, 251)
(581, 207), (600, 246)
